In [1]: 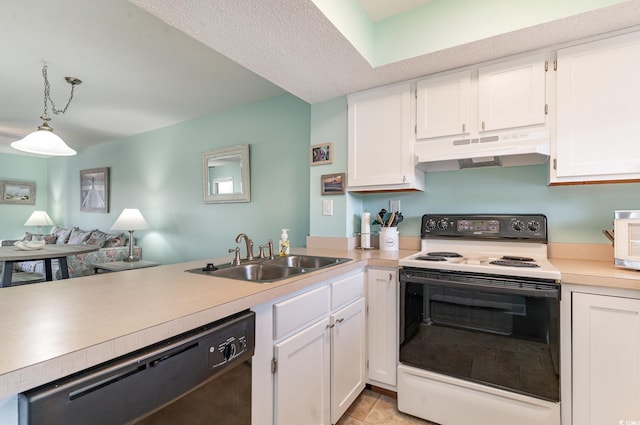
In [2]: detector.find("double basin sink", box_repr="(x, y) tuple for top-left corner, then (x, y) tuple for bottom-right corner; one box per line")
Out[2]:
(187, 254), (351, 283)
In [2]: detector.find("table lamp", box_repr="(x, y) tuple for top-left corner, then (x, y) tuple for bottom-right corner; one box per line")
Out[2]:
(111, 208), (149, 262)
(24, 211), (55, 235)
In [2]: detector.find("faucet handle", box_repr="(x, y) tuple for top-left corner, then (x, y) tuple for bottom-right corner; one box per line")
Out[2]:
(228, 247), (241, 266)
(258, 244), (266, 259)
(267, 239), (275, 259)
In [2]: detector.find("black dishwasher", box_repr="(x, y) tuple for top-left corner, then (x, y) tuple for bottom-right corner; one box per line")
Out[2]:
(18, 310), (255, 425)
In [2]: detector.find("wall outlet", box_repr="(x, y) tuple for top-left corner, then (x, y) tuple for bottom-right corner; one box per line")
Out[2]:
(389, 199), (401, 212)
(323, 199), (333, 216)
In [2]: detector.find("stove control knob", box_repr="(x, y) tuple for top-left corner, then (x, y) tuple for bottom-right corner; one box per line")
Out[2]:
(512, 220), (525, 232)
(437, 219), (449, 231)
(527, 221), (541, 232)
(425, 219), (436, 231)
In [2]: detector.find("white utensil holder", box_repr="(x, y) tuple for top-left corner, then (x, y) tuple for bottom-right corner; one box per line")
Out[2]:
(379, 227), (399, 252)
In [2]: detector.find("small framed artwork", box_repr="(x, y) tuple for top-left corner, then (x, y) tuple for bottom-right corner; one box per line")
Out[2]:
(321, 173), (345, 195)
(80, 167), (110, 213)
(0, 180), (36, 205)
(310, 143), (333, 165)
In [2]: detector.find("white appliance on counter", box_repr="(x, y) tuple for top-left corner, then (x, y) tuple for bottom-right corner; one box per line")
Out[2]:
(614, 210), (640, 270)
(398, 214), (561, 425)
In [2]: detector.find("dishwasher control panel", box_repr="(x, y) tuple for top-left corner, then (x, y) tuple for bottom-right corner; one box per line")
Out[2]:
(209, 332), (250, 368)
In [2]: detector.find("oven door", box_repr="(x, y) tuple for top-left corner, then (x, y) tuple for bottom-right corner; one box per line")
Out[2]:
(399, 268), (560, 402)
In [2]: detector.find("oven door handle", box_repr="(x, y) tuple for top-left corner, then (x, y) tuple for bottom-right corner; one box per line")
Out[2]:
(400, 272), (559, 299)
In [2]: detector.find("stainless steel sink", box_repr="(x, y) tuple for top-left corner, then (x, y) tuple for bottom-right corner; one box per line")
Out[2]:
(186, 255), (351, 283)
(212, 263), (307, 282)
(267, 254), (350, 269)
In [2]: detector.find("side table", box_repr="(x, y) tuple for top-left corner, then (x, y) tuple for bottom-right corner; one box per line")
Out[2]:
(94, 260), (160, 274)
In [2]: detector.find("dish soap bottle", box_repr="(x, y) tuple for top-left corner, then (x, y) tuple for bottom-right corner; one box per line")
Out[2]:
(279, 229), (290, 256)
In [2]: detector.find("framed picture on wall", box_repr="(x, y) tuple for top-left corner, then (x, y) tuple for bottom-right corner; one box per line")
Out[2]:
(310, 143), (333, 165)
(0, 180), (36, 205)
(80, 167), (110, 212)
(321, 173), (345, 195)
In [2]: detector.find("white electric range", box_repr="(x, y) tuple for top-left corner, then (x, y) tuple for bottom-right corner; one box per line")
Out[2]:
(397, 214), (561, 425)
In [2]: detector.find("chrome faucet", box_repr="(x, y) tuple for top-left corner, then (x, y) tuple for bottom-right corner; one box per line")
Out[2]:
(235, 233), (254, 261)
(258, 239), (275, 260)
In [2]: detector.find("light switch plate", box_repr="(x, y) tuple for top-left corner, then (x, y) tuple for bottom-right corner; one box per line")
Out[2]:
(323, 199), (333, 216)
(390, 199), (401, 212)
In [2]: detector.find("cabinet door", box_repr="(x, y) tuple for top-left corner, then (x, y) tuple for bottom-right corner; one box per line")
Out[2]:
(366, 269), (397, 387)
(274, 318), (331, 425)
(573, 292), (640, 424)
(555, 31), (640, 181)
(478, 53), (546, 132)
(416, 70), (471, 139)
(331, 297), (366, 423)
(347, 83), (413, 188)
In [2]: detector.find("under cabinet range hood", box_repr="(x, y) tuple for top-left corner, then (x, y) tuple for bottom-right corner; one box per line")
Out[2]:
(415, 129), (550, 172)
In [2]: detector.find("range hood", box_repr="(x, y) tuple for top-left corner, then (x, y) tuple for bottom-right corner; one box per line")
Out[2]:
(415, 129), (550, 172)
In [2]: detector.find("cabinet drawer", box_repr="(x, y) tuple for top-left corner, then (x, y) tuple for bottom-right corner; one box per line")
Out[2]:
(331, 272), (364, 311)
(273, 285), (330, 340)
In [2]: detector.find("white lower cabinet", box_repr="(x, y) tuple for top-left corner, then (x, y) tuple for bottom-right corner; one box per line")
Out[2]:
(366, 268), (398, 389)
(274, 317), (332, 425)
(330, 297), (366, 422)
(572, 291), (640, 424)
(271, 269), (366, 425)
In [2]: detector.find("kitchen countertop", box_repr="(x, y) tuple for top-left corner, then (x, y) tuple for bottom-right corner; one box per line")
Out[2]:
(0, 247), (410, 398)
(1, 245), (637, 399)
(551, 258), (640, 291)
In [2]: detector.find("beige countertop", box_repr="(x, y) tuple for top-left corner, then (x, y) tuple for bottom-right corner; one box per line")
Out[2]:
(0, 247), (411, 398)
(1, 244), (637, 399)
(551, 258), (640, 291)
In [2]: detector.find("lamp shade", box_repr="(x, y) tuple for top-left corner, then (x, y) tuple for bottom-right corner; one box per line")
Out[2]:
(11, 128), (77, 156)
(24, 211), (55, 227)
(111, 209), (149, 231)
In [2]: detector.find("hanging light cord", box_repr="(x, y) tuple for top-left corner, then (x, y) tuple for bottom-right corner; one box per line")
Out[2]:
(41, 65), (81, 117)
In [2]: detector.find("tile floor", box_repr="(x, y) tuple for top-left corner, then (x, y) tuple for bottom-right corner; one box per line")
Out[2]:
(336, 389), (438, 425)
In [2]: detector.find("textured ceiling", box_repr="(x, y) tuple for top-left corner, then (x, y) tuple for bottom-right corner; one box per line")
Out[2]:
(2, 0), (640, 156)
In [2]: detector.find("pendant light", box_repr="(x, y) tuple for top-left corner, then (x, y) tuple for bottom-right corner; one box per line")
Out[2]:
(11, 65), (82, 156)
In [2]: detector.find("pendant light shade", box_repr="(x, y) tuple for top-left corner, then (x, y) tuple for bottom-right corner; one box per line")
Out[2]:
(11, 65), (81, 157)
(11, 118), (76, 156)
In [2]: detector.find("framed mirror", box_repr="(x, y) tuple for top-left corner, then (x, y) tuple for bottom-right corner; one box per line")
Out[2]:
(202, 144), (251, 203)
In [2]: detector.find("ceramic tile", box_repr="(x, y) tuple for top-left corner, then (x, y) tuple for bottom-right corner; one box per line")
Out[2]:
(338, 388), (435, 425)
(364, 394), (431, 425)
(336, 416), (365, 425)
(343, 389), (380, 420)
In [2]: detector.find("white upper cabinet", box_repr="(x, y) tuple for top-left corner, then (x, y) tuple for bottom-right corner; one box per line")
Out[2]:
(416, 70), (471, 140)
(478, 54), (547, 132)
(347, 83), (425, 192)
(414, 53), (550, 171)
(416, 53), (547, 141)
(552, 30), (640, 183)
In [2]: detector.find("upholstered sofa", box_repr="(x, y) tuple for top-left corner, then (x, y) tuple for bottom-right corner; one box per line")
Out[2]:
(1, 226), (142, 280)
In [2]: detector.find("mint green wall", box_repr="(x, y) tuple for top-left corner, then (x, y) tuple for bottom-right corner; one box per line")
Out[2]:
(309, 96), (640, 244)
(44, 94), (310, 265)
(0, 154), (50, 239)
(309, 97), (362, 237)
(313, 0), (625, 67)
(375, 0), (626, 65)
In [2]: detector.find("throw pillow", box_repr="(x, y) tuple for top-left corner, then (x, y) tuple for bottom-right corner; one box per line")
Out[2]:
(21, 232), (37, 241)
(103, 232), (127, 247)
(52, 226), (73, 244)
(42, 234), (58, 244)
(67, 228), (94, 245)
(85, 230), (108, 247)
